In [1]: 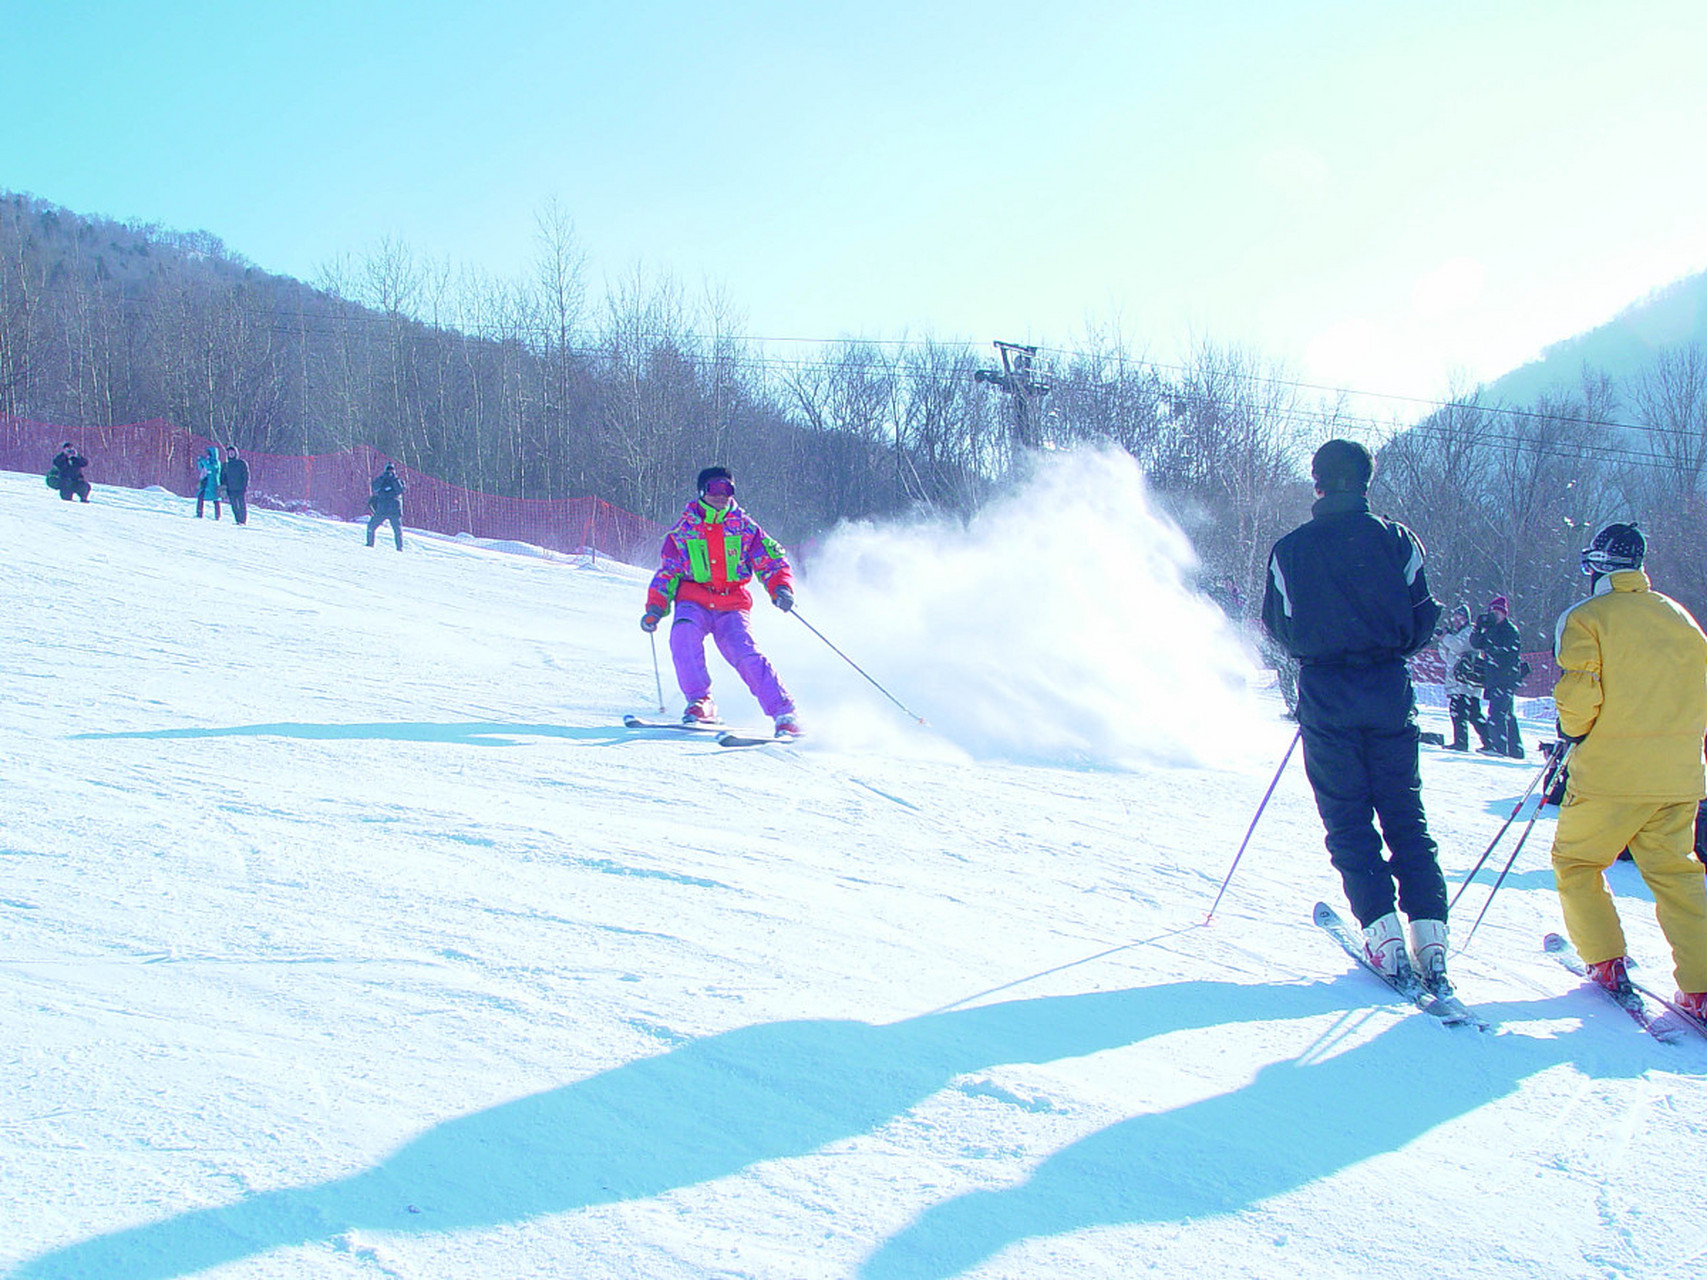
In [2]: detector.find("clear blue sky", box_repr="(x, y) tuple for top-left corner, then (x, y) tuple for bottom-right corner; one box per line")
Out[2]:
(5, 0), (1706, 404)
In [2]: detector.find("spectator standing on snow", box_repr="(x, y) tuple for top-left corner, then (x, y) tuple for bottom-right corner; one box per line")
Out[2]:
(366, 463), (405, 550)
(1549, 522), (1707, 1020)
(49, 442), (91, 502)
(1262, 439), (1453, 994)
(1438, 604), (1491, 753)
(641, 465), (800, 737)
(222, 446), (250, 525)
(194, 445), (223, 520)
(1472, 597), (1525, 758)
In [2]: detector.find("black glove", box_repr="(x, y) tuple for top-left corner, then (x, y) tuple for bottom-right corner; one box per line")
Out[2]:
(773, 585), (794, 612)
(641, 609), (664, 633)
(1554, 720), (1586, 747)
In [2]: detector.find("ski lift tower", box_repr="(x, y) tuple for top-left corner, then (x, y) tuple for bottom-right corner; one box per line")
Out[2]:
(973, 341), (1051, 450)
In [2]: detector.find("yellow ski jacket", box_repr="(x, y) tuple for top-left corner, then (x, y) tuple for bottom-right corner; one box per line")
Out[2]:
(1553, 569), (1707, 802)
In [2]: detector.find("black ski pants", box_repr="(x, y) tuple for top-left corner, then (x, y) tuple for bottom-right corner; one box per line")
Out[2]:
(1448, 693), (1489, 751)
(1484, 685), (1521, 757)
(367, 511), (402, 549)
(1300, 720), (1449, 928)
(229, 491), (248, 524)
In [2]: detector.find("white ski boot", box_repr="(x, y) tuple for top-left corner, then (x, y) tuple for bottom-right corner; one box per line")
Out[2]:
(1361, 912), (1415, 985)
(1408, 918), (1451, 996)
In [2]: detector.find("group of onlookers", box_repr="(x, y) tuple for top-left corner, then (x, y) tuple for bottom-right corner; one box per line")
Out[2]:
(45, 443), (404, 548)
(1436, 597), (1528, 758)
(193, 445), (251, 523)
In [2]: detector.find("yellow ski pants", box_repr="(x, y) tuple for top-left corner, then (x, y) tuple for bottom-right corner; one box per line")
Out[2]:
(1550, 793), (1707, 993)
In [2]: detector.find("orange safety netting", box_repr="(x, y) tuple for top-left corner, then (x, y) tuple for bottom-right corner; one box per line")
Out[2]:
(2, 414), (665, 567)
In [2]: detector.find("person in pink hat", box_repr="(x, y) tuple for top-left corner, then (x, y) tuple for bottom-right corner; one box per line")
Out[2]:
(1471, 595), (1524, 758)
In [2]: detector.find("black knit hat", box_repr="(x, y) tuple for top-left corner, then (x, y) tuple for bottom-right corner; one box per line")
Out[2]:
(696, 466), (733, 495)
(1581, 522), (1645, 577)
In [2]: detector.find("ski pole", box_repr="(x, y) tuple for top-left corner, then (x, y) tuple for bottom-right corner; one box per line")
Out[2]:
(1204, 726), (1302, 924)
(648, 630), (666, 714)
(790, 608), (927, 725)
(1457, 743), (1575, 950)
(1447, 744), (1563, 911)
(1457, 803), (1547, 951)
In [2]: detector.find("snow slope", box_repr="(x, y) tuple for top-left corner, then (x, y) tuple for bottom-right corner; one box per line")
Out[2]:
(1, 456), (1702, 1280)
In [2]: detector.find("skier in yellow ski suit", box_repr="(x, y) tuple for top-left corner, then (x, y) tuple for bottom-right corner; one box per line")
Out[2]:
(1550, 522), (1707, 1014)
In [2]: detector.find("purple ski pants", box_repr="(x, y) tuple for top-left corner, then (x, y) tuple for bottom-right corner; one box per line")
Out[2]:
(669, 600), (794, 717)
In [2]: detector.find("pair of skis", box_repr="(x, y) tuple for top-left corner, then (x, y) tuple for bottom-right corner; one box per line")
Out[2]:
(1543, 933), (1707, 1045)
(622, 714), (792, 750)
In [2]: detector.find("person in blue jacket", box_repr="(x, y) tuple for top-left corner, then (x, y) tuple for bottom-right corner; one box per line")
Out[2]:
(195, 446), (223, 519)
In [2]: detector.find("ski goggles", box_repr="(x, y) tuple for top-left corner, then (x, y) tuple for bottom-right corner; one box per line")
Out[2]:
(702, 477), (735, 498)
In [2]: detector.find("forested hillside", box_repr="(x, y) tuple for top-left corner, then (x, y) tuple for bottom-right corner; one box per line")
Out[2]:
(0, 191), (1315, 563)
(7, 187), (1707, 643)
(1376, 349), (1707, 647)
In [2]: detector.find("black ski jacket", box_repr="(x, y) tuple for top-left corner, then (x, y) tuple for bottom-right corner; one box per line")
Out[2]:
(1470, 613), (1523, 693)
(222, 457), (250, 493)
(369, 470), (404, 516)
(1262, 492), (1441, 666)
(52, 450), (88, 490)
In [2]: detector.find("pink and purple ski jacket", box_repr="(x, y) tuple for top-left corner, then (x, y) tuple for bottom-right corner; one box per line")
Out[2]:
(645, 499), (794, 615)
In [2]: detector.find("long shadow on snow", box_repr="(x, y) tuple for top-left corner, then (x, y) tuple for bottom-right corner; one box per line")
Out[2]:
(14, 976), (1367, 1279)
(69, 721), (632, 748)
(859, 994), (1658, 1280)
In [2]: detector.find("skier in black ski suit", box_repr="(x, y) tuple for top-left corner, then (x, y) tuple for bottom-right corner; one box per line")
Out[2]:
(223, 446), (250, 525)
(366, 463), (405, 550)
(1471, 597), (1525, 758)
(1262, 439), (1453, 992)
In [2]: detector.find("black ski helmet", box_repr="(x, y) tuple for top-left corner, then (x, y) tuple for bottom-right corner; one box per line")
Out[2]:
(696, 466), (733, 496)
(1580, 522), (1645, 577)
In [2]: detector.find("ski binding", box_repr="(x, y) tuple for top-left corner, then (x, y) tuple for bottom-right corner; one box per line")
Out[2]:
(1314, 902), (1489, 1031)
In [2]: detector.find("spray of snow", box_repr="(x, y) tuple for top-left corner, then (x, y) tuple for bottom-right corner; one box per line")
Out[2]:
(783, 446), (1269, 768)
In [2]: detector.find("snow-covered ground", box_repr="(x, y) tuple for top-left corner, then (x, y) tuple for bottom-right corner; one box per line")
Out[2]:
(1, 455), (1702, 1280)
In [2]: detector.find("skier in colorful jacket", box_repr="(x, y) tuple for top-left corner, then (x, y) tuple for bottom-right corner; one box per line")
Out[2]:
(642, 466), (800, 735)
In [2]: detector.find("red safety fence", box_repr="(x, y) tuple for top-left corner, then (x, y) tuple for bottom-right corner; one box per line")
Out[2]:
(1, 414), (665, 566)
(1409, 645), (1559, 700)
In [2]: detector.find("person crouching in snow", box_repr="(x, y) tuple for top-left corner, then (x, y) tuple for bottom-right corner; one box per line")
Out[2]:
(641, 466), (801, 737)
